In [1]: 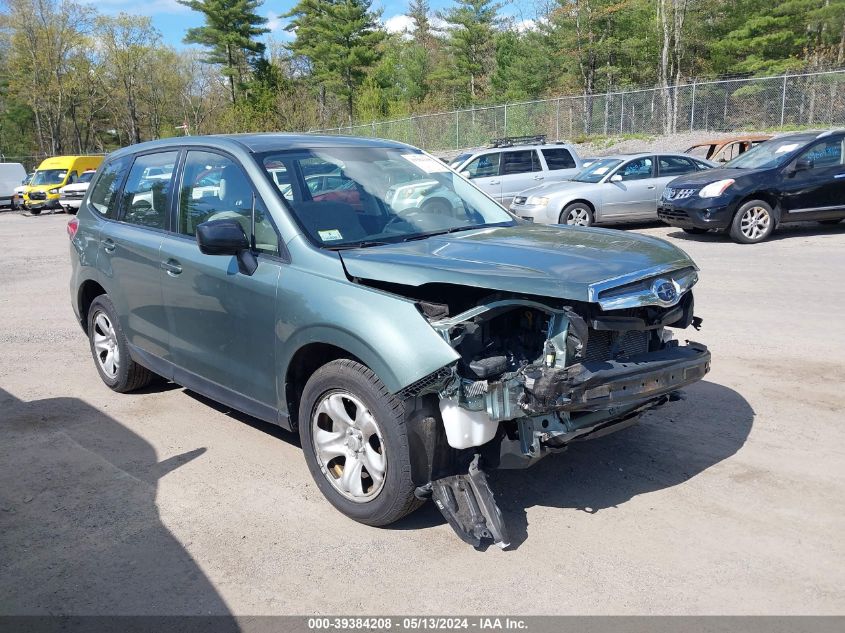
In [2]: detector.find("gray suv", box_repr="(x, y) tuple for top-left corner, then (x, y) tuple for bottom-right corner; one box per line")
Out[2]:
(449, 137), (583, 207)
(69, 134), (710, 548)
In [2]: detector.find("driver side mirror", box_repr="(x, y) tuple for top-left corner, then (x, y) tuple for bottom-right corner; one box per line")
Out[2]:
(460, 170), (472, 179)
(610, 174), (623, 183)
(793, 157), (813, 172)
(196, 219), (257, 276)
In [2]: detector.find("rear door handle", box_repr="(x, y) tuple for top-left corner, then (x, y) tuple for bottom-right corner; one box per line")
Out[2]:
(102, 238), (116, 253)
(834, 173), (845, 179)
(646, 185), (656, 189)
(488, 180), (500, 185)
(533, 175), (544, 180)
(161, 259), (182, 276)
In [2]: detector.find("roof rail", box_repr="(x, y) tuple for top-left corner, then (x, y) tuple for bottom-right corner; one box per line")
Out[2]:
(489, 134), (547, 148)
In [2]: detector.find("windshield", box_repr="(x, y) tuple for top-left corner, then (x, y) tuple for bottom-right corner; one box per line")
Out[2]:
(78, 171), (95, 183)
(31, 169), (68, 186)
(723, 138), (804, 170)
(449, 152), (473, 168)
(259, 147), (515, 248)
(571, 158), (623, 183)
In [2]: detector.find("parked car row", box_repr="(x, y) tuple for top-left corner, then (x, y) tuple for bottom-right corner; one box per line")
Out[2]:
(449, 130), (845, 244)
(0, 155), (104, 214)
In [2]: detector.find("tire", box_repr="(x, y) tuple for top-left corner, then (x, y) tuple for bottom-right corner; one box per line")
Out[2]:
(29, 209), (41, 215)
(729, 200), (775, 244)
(87, 295), (154, 393)
(298, 359), (422, 527)
(560, 202), (594, 226)
(682, 227), (708, 235)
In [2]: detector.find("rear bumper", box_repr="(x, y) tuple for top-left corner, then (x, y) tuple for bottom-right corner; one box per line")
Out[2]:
(658, 197), (735, 229)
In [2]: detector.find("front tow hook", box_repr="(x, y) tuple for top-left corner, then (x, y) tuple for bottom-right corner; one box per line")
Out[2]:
(429, 454), (510, 550)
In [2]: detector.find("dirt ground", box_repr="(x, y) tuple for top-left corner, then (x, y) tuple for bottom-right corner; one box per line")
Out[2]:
(1, 211), (843, 616)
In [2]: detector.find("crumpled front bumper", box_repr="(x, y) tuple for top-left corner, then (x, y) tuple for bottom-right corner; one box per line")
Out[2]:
(522, 342), (711, 414)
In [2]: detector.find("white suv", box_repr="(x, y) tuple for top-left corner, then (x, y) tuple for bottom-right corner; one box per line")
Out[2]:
(449, 136), (583, 207)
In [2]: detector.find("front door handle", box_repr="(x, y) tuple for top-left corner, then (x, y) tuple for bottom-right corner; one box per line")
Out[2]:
(102, 238), (116, 253)
(161, 259), (182, 276)
(488, 180), (501, 185)
(533, 175), (544, 180)
(646, 185), (656, 189)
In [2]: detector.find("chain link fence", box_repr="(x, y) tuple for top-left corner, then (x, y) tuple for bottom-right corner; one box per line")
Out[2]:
(311, 69), (845, 152)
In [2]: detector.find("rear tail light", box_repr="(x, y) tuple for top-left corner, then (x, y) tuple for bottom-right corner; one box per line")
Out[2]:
(67, 217), (79, 239)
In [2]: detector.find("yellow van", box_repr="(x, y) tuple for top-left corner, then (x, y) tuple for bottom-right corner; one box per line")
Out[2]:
(24, 155), (104, 214)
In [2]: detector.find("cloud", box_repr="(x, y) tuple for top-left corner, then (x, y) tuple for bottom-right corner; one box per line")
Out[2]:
(266, 11), (285, 33)
(513, 18), (537, 33)
(82, 0), (189, 16)
(383, 14), (414, 35)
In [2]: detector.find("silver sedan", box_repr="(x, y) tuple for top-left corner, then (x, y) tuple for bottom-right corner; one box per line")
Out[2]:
(510, 153), (715, 226)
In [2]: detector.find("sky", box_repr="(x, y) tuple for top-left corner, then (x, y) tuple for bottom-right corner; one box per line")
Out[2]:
(83, 0), (539, 49)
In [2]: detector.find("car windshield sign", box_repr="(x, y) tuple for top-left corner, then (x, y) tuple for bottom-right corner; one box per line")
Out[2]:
(723, 139), (802, 170)
(571, 158), (623, 183)
(259, 147), (516, 248)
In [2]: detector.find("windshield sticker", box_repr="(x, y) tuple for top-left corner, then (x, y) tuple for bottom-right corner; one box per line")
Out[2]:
(402, 154), (449, 173)
(318, 229), (343, 242)
(775, 143), (799, 154)
(593, 167), (609, 174)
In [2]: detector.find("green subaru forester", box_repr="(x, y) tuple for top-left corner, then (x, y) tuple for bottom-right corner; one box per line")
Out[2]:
(68, 134), (710, 548)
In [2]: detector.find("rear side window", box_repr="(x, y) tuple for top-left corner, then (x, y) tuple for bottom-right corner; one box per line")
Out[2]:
(501, 150), (541, 175)
(658, 155), (697, 177)
(799, 138), (844, 168)
(542, 148), (576, 170)
(118, 151), (178, 230)
(88, 158), (130, 218)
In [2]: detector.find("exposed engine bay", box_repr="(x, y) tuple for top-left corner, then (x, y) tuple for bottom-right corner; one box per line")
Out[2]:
(368, 268), (711, 550)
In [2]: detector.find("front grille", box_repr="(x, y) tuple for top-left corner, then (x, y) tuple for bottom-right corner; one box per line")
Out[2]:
(513, 196), (527, 205)
(28, 191), (46, 200)
(664, 188), (696, 201)
(582, 330), (650, 363)
(62, 191), (85, 199)
(658, 206), (689, 220)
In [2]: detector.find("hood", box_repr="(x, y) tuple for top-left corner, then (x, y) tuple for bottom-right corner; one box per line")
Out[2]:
(668, 167), (761, 188)
(340, 224), (695, 303)
(61, 182), (90, 193)
(518, 180), (598, 199)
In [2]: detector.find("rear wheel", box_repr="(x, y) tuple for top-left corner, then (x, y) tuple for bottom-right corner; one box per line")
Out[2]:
(560, 202), (594, 227)
(87, 295), (154, 392)
(298, 359), (422, 527)
(682, 227), (708, 235)
(730, 200), (774, 244)
(29, 209), (41, 215)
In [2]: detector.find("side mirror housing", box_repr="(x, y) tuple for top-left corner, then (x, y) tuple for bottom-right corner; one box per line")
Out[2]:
(610, 174), (623, 183)
(793, 157), (813, 172)
(460, 170), (472, 179)
(196, 219), (257, 275)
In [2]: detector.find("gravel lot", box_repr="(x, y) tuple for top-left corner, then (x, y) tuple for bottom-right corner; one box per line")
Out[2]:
(1, 211), (844, 616)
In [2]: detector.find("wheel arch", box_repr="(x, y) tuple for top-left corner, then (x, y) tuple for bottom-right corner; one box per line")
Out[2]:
(77, 278), (108, 335)
(734, 191), (781, 224)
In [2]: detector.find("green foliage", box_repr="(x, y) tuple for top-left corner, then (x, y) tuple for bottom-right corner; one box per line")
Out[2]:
(441, 0), (501, 104)
(285, 0), (385, 123)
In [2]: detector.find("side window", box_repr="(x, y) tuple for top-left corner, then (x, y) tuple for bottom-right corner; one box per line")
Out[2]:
(179, 151), (279, 256)
(118, 151), (177, 230)
(542, 148), (576, 170)
(501, 150), (540, 175)
(88, 158), (131, 218)
(658, 155), (697, 177)
(798, 138), (844, 169)
(618, 157), (654, 181)
(693, 159), (713, 171)
(464, 153), (500, 179)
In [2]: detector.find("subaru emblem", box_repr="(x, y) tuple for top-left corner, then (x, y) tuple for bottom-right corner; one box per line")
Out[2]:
(652, 278), (678, 304)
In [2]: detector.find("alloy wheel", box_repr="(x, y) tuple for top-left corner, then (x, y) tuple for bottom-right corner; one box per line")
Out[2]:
(311, 391), (387, 502)
(92, 311), (120, 379)
(566, 207), (591, 226)
(739, 206), (771, 241)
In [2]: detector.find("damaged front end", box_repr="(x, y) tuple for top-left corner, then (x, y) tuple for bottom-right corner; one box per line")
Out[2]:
(397, 268), (710, 549)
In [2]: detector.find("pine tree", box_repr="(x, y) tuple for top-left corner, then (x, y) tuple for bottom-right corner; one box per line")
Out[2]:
(440, 0), (501, 104)
(285, 0), (385, 125)
(179, 0), (270, 104)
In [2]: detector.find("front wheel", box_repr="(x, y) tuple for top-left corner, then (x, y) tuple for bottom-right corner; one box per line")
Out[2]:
(28, 209), (41, 215)
(730, 200), (775, 244)
(298, 359), (422, 527)
(560, 202), (594, 227)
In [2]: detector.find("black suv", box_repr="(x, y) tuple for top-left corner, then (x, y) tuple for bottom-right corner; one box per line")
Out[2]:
(658, 130), (845, 243)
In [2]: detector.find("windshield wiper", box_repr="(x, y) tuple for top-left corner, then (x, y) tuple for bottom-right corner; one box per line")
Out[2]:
(402, 225), (490, 242)
(326, 240), (392, 250)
